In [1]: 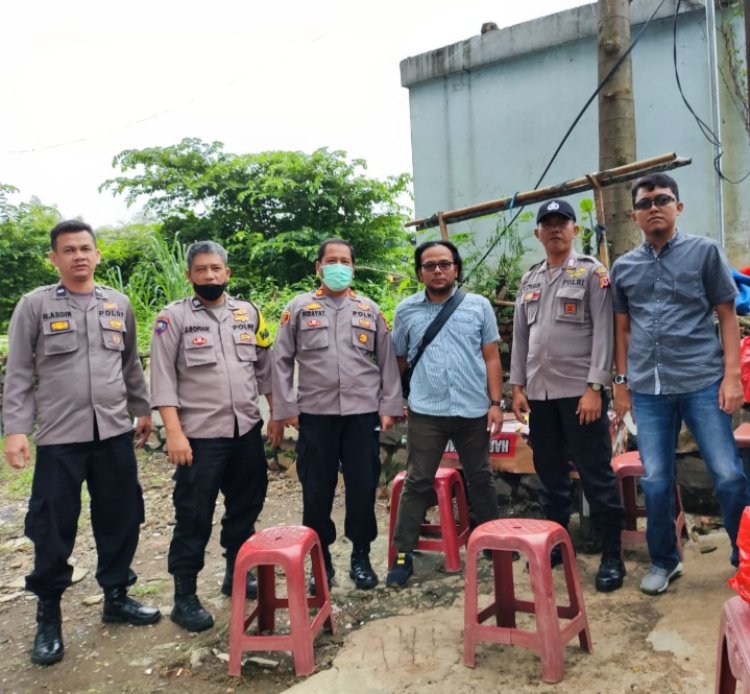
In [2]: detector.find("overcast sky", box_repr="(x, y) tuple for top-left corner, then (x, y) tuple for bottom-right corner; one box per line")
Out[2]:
(1, 0), (585, 227)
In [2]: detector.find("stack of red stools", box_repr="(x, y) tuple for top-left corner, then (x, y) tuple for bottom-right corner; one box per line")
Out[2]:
(227, 525), (334, 677)
(388, 466), (470, 572)
(463, 518), (592, 684)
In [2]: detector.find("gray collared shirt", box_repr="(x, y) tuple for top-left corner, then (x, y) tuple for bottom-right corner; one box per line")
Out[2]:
(271, 288), (403, 420)
(3, 283), (150, 444)
(610, 231), (738, 395)
(149, 295), (272, 438)
(509, 252), (613, 399)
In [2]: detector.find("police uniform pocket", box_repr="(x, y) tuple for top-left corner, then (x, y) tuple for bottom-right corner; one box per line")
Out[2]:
(522, 296), (539, 325)
(99, 315), (126, 351)
(556, 285), (585, 323)
(673, 271), (702, 303)
(42, 319), (78, 356)
(299, 317), (329, 351)
(351, 314), (376, 352)
(233, 330), (258, 362)
(183, 332), (217, 366)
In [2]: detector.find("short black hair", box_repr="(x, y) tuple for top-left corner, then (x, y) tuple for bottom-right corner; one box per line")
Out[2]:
(317, 238), (355, 263)
(186, 240), (228, 269)
(414, 240), (463, 282)
(50, 220), (96, 250)
(631, 173), (680, 206)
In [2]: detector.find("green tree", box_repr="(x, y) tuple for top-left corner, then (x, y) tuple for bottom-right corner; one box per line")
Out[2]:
(0, 186), (61, 329)
(100, 140), (413, 298)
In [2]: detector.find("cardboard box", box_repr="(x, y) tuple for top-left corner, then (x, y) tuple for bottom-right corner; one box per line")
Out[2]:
(441, 414), (534, 474)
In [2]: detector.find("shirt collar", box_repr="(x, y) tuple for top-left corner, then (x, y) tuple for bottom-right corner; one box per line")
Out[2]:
(420, 285), (458, 303)
(642, 229), (682, 254)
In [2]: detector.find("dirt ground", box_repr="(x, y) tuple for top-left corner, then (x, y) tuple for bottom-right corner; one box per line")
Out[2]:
(0, 449), (742, 694)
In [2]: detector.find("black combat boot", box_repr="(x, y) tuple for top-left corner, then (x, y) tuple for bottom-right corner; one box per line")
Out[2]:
(31, 598), (64, 666)
(170, 575), (214, 632)
(220, 551), (258, 599)
(102, 586), (161, 625)
(349, 547), (378, 589)
(595, 529), (626, 592)
(309, 553), (335, 596)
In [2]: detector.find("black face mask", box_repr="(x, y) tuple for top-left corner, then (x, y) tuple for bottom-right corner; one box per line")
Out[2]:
(193, 283), (226, 301)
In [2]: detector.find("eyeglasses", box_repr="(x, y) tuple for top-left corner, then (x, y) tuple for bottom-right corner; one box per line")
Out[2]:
(420, 261), (455, 273)
(633, 194), (676, 211)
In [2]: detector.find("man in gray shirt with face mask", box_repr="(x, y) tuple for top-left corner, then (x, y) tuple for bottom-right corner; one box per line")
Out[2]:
(268, 238), (403, 594)
(150, 240), (273, 632)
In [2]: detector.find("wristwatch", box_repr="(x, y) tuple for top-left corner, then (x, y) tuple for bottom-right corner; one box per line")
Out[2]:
(613, 374), (628, 385)
(587, 383), (603, 392)
(489, 400), (506, 410)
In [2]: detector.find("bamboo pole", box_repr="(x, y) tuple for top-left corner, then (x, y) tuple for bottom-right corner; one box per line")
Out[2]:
(407, 152), (691, 231)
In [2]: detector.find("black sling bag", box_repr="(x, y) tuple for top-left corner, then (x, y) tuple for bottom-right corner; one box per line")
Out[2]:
(401, 289), (466, 398)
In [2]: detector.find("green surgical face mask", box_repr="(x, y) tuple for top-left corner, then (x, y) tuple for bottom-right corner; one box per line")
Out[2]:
(321, 263), (353, 292)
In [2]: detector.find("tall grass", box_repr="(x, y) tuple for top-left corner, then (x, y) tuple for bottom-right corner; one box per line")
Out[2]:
(104, 235), (190, 353)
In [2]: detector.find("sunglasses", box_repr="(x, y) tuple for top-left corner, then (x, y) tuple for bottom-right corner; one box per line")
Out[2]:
(420, 261), (455, 273)
(633, 194), (676, 211)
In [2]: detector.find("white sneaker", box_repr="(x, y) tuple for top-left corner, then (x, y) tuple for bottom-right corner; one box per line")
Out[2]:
(639, 563), (683, 595)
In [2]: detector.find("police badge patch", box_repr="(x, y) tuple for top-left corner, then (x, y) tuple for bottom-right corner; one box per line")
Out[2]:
(154, 317), (170, 335)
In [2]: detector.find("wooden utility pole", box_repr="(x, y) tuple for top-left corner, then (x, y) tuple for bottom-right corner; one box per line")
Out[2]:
(745, 0), (750, 120)
(598, 0), (640, 261)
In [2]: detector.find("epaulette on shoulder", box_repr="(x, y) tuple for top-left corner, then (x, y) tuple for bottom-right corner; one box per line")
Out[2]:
(528, 260), (544, 272)
(165, 297), (190, 310)
(25, 284), (57, 298)
(577, 255), (598, 264)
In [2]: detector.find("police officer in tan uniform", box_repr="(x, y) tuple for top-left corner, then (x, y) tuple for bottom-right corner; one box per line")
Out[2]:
(268, 238), (402, 591)
(2, 220), (160, 666)
(510, 200), (625, 592)
(150, 240), (272, 632)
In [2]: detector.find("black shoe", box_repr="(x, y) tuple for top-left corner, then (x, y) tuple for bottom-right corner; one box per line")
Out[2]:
(309, 564), (335, 596)
(550, 545), (563, 568)
(349, 550), (378, 590)
(171, 594), (214, 632)
(220, 567), (258, 599)
(171, 575), (214, 632)
(595, 555), (626, 592)
(102, 587), (161, 626)
(31, 599), (64, 666)
(385, 551), (414, 588)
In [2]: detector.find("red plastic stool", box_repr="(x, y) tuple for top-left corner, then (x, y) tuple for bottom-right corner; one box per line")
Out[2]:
(463, 518), (592, 684)
(228, 525), (335, 677)
(715, 595), (750, 693)
(388, 466), (470, 572)
(611, 451), (689, 558)
(734, 422), (750, 448)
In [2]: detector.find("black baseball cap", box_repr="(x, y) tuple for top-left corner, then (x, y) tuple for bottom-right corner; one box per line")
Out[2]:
(536, 199), (576, 223)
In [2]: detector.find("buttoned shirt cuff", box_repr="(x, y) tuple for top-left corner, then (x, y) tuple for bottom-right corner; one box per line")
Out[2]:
(586, 368), (612, 387)
(272, 402), (300, 421)
(1, 417), (33, 436)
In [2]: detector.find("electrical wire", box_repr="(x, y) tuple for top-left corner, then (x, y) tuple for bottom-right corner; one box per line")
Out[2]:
(672, 0), (750, 184)
(462, 0), (668, 286)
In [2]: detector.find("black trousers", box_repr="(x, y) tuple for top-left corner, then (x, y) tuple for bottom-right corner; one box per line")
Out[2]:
(168, 421), (268, 576)
(25, 431), (144, 600)
(393, 411), (499, 551)
(528, 396), (624, 543)
(296, 412), (381, 558)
